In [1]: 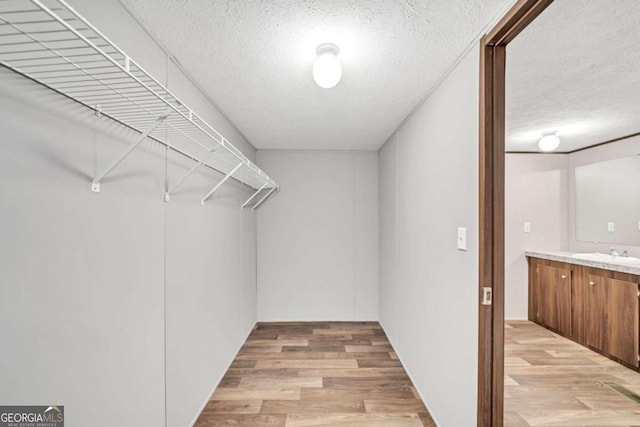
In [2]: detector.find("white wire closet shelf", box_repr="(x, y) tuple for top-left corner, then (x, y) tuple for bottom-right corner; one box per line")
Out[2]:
(0, 0), (279, 208)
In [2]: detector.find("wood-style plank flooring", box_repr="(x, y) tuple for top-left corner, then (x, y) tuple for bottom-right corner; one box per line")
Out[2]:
(505, 320), (640, 426)
(195, 322), (435, 426)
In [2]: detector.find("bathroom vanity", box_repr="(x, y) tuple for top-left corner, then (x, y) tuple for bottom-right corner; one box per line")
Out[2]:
(527, 251), (640, 369)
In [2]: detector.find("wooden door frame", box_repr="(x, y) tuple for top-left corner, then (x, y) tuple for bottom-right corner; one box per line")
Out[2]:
(478, 1), (554, 426)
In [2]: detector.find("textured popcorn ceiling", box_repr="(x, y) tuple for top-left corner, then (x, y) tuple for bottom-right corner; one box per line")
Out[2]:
(119, 0), (512, 150)
(506, 0), (640, 152)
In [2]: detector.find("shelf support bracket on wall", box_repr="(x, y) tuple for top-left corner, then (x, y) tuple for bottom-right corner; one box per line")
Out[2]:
(92, 106), (174, 192)
(164, 149), (218, 202)
(252, 186), (278, 211)
(200, 162), (243, 205)
(241, 182), (269, 209)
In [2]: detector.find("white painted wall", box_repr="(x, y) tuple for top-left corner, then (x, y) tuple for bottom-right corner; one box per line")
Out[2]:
(0, 1), (258, 426)
(256, 150), (378, 321)
(164, 54), (258, 427)
(379, 139), (398, 338)
(504, 154), (570, 319)
(165, 148), (257, 427)
(378, 47), (480, 427)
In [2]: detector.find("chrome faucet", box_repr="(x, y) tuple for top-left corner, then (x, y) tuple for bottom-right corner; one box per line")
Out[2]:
(609, 248), (631, 257)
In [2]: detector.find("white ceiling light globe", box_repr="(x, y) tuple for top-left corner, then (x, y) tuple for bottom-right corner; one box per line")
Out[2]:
(538, 134), (560, 152)
(313, 44), (342, 89)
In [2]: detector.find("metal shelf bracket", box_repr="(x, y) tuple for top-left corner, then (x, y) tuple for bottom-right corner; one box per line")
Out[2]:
(200, 162), (243, 205)
(92, 106), (173, 192)
(252, 186), (278, 211)
(241, 182), (269, 209)
(164, 149), (219, 202)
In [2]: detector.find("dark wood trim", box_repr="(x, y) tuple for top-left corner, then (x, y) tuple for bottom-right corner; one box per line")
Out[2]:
(478, 1), (553, 426)
(478, 38), (494, 427)
(491, 43), (506, 427)
(486, 0), (553, 45)
(567, 130), (640, 154)
(504, 130), (640, 155)
(504, 151), (568, 154)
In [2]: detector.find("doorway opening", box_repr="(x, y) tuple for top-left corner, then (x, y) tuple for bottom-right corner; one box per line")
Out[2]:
(480, 1), (640, 426)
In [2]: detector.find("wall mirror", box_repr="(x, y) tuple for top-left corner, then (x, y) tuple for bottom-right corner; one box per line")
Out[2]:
(575, 154), (640, 246)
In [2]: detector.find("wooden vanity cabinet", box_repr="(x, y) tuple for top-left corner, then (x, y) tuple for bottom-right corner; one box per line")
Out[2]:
(528, 256), (640, 369)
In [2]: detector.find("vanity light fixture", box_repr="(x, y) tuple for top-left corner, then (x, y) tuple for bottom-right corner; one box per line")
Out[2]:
(313, 43), (342, 89)
(538, 132), (560, 152)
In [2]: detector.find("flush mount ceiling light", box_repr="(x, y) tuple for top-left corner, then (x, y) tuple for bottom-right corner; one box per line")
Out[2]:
(313, 43), (342, 89)
(538, 132), (560, 152)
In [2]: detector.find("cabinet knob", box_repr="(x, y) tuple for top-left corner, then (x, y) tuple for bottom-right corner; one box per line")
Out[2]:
(562, 275), (567, 279)
(589, 281), (596, 286)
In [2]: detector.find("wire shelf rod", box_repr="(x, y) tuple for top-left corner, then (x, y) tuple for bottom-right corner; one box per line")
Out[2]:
(52, 81), (147, 90)
(16, 62), (124, 72)
(57, 87), (151, 96)
(92, 108), (170, 117)
(31, 68), (144, 79)
(57, 82), (159, 92)
(4, 27), (86, 35)
(0, 8), (59, 16)
(0, 34), (113, 46)
(241, 182), (269, 209)
(6, 57), (115, 66)
(164, 150), (220, 202)
(0, 45), (117, 56)
(0, 18), (71, 25)
(253, 187), (278, 211)
(22, 66), (129, 75)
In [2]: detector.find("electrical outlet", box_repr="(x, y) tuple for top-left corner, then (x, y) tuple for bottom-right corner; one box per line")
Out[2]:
(524, 222), (531, 233)
(608, 222), (615, 232)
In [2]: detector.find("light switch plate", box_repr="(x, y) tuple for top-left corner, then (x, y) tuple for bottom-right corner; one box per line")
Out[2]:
(608, 222), (615, 232)
(524, 222), (531, 233)
(457, 227), (467, 251)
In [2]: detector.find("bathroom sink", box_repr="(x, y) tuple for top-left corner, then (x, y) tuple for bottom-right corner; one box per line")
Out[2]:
(572, 253), (640, 264)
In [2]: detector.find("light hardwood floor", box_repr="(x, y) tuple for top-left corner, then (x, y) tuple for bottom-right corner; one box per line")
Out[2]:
(195, 322), (435, 426)
(505, 320), (640, 426)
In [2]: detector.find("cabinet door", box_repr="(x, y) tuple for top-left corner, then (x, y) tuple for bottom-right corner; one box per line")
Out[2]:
(537, 265), (558, 328)
(571, 267), (590, 346)
(537, 264), (571, 335)
(608, 279), (639, 367)
(586, 275), (608, 352)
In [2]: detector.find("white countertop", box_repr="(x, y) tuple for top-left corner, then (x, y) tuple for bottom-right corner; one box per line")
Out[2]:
(525, 250), (640, 276)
